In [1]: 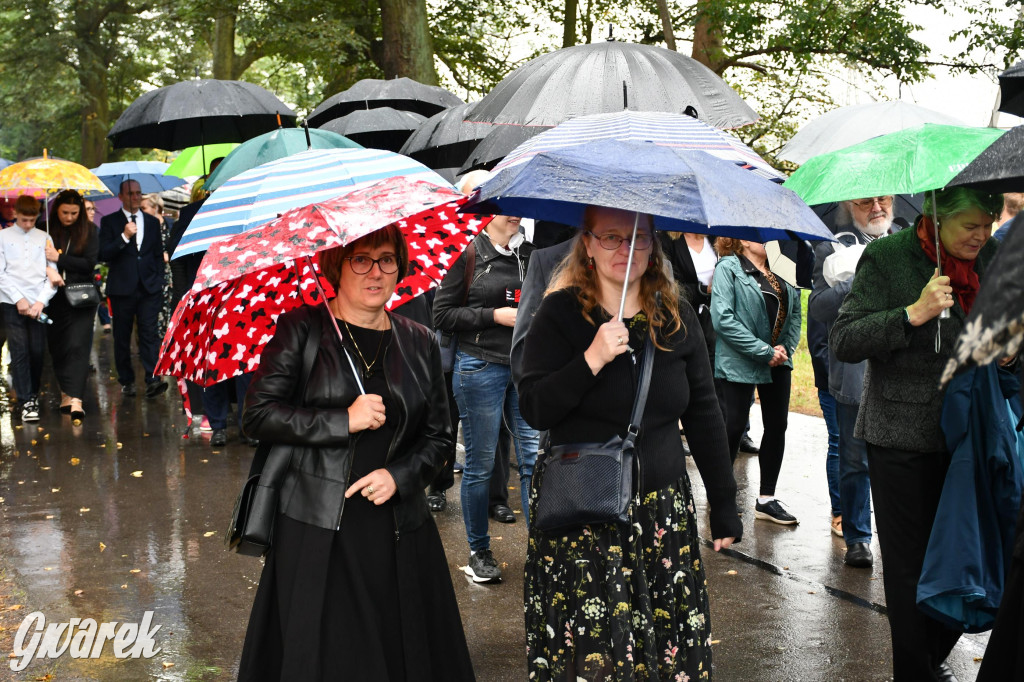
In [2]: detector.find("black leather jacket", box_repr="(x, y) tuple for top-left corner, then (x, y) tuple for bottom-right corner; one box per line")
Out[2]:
(242, 304), (452, 534)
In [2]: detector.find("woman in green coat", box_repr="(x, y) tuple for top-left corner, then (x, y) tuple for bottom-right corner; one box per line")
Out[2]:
(710, 237), (801, 525)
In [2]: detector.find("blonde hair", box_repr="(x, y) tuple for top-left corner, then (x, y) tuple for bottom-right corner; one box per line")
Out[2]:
(547, 208), (682, 349)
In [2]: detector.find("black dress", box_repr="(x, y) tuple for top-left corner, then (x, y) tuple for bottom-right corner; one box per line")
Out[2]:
(238, 324), (475, 682)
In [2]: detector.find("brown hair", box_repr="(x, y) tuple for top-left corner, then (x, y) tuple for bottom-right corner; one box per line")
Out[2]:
(714, 237), (745, 257)
(318, 223), (409, 287)
(49, 190), (91, 254)
(14, 195), (40, 217)
(547, 207), (682, 349)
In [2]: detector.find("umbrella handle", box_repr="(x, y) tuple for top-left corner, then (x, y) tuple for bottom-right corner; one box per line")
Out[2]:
(305, 256), (366, 394)
(932, 191), (949, 353)
(616, 212), (641, 322)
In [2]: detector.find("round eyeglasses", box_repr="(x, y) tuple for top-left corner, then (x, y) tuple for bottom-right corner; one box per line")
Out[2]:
(585, 231), (654, 250)
(345, 254), (399, 274)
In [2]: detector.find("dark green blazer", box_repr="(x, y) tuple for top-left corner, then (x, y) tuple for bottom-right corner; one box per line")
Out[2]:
(831, 226), (999, 453)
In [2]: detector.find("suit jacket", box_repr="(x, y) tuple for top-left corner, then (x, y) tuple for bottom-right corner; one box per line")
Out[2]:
(831, 225), (999, 453)
(98, 210), (165, 296)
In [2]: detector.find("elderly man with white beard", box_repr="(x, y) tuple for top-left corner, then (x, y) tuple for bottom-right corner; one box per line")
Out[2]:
(808, 196), (898, 569)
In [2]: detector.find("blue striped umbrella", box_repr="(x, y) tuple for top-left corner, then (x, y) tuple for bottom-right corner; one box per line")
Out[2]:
(172, 147), (452, 258)
(491, 111), (784, 183)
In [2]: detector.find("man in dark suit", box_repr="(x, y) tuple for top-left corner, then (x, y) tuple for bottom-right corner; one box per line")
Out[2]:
(98, 179), (168, 398)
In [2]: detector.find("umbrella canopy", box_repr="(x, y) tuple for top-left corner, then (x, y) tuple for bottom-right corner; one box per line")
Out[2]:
(784, 124), (1005, 205)
(173, 147), (451, 258)
(158, 179), (489, 385)
(465, 41), (758, 129)
(317, 107), (425, 152)
(457, 124), (551, 175)
(108, 79), (297, 150)
(0, 154), (110, 199)
(308, 77), (463, 127)
(91, 161), (185, 195)
(0, 158), (12, 170)
(462, 139), (832, 242)
(165, 143), (240, 177)
(491, 110), (785, 183)
(205, 128), (362, 191)
(400, 102), (493, 169)
(941, 214), (1024, 385)
(778, 101), (968, 165)
(998, 61), (1024, 117)
(946, 125), (1024, 193)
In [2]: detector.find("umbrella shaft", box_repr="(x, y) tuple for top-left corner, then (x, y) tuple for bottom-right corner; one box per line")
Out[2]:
(617, 212), (640, 322)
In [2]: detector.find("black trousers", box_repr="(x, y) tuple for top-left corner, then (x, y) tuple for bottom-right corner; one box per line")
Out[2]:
(867, 443), (960, 680)
(718, 365), (792, 496)
(109, 289), (162, 386)
(46, 293), (96, 399)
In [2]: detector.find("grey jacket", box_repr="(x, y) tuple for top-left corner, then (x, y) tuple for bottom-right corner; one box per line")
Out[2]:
(809, 229), (872, 405)
(831, 226), (999, 453)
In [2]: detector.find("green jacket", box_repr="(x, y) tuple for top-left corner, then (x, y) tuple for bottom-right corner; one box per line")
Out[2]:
(830, 225), (999, 453)
(711, 254), (802, 384)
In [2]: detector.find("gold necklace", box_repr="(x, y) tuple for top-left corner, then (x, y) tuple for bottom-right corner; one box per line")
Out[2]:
(342, 319), (385, 376)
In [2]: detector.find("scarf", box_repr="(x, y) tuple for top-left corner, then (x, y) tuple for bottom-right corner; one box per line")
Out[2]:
(916, 217), (980, 315)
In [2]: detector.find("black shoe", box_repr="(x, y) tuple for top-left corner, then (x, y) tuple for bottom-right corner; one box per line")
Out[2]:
(210, 429), (227, 447)
(241, 436), (259, 447)
(844, 542), (873, 568)
(427, 490), (447, 512)
(145, 380), (168, 398)
(463, 549), (501, 583)
(121, 383), (137, 397)
(490, 504), (516, 523)
(754, 499), (799, 525)
(739, 434), (760, 455)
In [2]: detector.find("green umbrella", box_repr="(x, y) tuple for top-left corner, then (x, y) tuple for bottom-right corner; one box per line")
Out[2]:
(164, 143), (240, 177)
(205, 128), (362, 191)
(783, 124), (1004, 205)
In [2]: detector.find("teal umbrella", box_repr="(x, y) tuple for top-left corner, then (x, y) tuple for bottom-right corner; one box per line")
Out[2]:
(165, 143), (239, 177)
(205, 128), (362, 191)
(783, 124), (1005, 205)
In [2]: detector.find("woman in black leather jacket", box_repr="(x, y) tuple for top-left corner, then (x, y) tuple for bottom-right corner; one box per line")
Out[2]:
(237, 224), (475, 681)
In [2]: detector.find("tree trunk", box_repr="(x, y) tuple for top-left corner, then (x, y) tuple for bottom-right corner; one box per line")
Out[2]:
(377, 0), (437, 85)
(655, 0), (676, 51)
(79, 61), (110, 167)
(562, 0), (578, 48)
(692, 0), (726, 73)
(212, 11), (236, 80)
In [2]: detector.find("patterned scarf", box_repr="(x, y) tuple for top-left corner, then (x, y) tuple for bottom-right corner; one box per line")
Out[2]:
(761, 269), (787, 346)
(916, 218), (980, 315)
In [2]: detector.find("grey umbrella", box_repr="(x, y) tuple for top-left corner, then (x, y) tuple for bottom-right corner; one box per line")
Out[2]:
(317, 108), (426, 153)
(399, 102), (493, 169)
(465, 41), (757, 129)
(947, 125), (1024, 193)
(308, 78), (463, 127)
(457, 124), (551, 175)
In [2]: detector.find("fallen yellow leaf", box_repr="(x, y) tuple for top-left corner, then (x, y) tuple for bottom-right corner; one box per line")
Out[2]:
(726, 570), (737, 575)
(40, 466), (50, 470)
(45, 515), (53, 520)
(143, 433), (150, 437)
(30, 439), (37, 445)
(43, 567), (53, 571)
(203, 531), (216, 538)
(100, 443), (106, 448)
(162, 661), (174, 669)
(200, 459), (208, 463)
(99, 542), (106, 552)
(120, 584), (127, 589)
(79, 507), (90, 513)
(69, 457), (80, 466)
(50, 488), (60, 493)
(130, 471), (143, 478)
(73, 590), (83, 596)
(7, 605), (23, 611)
(710, 639), (721, 645)
(116, 442), (123, 449)
(43, 434), (49, 440)
(129, 569), (141, 574)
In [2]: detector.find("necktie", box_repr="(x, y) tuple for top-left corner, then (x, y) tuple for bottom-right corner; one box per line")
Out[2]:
(130, 214), (138, 247)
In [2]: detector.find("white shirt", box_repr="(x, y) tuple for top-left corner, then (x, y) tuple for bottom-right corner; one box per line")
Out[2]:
(688, 236), (717, 288)
(0, 226), (57, 305)
(120, 207), (144, 247)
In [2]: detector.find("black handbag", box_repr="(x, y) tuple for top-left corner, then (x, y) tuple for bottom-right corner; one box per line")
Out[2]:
(532, 334), (655, 532)
(227, 310), (322, 556)
(63, 282), (101, 308)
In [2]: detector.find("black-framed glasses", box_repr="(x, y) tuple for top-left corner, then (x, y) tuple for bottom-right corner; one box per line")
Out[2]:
(345, 254), (399, 274)
(585, 230), (653, 250)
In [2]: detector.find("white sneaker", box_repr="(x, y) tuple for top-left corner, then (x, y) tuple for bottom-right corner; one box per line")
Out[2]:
(21, 399), (39, 422)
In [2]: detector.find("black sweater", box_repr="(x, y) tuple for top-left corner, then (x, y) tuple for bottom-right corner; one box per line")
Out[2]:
(518, 289), (742, 541)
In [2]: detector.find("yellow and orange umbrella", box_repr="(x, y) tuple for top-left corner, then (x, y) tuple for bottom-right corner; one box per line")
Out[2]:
(0, 150), (110, 201)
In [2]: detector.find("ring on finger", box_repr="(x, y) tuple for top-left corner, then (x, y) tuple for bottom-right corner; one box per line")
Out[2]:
(367, 485), (375, 495)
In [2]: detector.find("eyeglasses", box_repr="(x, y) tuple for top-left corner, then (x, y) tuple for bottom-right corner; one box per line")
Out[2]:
(345, 254), (399, 275)
(585, 231), (654, 250)
(850, 196), (893, 210)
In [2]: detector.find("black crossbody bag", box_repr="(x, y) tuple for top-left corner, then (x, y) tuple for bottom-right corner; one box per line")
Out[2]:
(532, 334), (655, 532)
(227, 311), (322, 556)
(60, 237), (102, 308)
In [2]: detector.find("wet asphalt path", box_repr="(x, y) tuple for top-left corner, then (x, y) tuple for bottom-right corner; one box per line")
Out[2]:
(0, 338), (989, 681)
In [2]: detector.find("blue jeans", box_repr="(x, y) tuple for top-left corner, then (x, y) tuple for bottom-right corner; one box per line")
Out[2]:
(818, 389), (841, 517)
(837, 401), (872, 545)
(1, 303), (45, 403)
(453, 350), (539, 553)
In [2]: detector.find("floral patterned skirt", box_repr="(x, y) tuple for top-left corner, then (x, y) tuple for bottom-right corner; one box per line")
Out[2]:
(524, 474), (712, 682)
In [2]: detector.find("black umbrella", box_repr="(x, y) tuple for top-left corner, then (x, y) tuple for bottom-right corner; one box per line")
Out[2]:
(307, 78), (463, 127)
(941, 213), (1024, 385)
(316, 107), (425, 152)
(999, 61), (1024, 117)
(108, 79), (297, 150)
(457, 124), (551, 175)
(947, 126), (1021, 193)
(465, 41), (757, 129)
(811, 194), (924, 233)
(399, 102), (492, 169)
